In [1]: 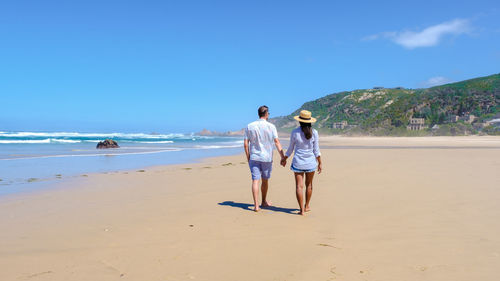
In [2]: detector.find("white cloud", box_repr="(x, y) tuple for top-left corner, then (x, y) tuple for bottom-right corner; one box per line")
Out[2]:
(365, 19), (472, 49)
(419, 76), (454, 88)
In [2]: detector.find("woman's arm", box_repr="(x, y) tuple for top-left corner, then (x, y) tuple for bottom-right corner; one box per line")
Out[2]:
(313, 130), (322, 173)
(313, 130), (321, 158)
(316, 156), (322, 174)
(282, 132), (296, 166)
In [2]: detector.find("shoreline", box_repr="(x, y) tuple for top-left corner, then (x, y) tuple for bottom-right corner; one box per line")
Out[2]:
(0, 146), (243, 196)
(2, 135), (500, 197)
(0, 154), (247, 203)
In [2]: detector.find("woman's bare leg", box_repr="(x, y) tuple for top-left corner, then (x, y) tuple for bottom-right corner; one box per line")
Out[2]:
(304, 171), (315, 212)
(294, 172), (305, 215)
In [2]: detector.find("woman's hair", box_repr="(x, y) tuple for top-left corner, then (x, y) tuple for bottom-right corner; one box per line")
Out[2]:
(299, 122), (312, 140)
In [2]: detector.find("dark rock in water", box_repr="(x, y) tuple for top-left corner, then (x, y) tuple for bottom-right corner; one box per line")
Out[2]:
(96, 139), (119, 149)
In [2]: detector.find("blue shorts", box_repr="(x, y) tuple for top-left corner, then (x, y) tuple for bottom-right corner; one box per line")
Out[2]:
(290, 164), (316, 173)
(249, 160), (273, 180)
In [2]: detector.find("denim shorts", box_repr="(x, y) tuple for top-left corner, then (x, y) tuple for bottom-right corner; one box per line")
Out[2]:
(249, 160), (273, 180)
(290, 163), (316, 173)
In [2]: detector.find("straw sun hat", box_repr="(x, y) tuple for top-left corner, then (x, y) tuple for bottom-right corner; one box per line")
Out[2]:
(294, 110), (317, 123)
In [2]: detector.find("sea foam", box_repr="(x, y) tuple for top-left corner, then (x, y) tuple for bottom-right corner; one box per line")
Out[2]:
(0, 131), (188, 139)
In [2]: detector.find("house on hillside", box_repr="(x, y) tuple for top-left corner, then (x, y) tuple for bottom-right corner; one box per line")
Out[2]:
(459, 114), (477, 124)
(407, 118), (426, 131)
(373, 86), (384, 90)
(449, 115), (460, 123)
(331, 121), (348, 129)
(449, 114), (477, 124)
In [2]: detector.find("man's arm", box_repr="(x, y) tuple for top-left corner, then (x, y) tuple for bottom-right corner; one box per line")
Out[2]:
(274, 138), (285, 160)
(271, 125), (285, 161)
(244, 139), (250, 162)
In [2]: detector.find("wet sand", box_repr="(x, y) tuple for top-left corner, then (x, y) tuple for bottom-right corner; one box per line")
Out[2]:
(1, 136), (499, 281)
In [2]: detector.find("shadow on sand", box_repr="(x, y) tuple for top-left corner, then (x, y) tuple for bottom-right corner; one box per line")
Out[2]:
(218, 201), (299, 214)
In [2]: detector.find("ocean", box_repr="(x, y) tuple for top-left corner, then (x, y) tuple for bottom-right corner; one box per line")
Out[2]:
(0, 131), (243, 195)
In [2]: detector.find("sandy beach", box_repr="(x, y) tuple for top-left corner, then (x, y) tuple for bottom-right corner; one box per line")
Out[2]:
(1, 136), (500, 281)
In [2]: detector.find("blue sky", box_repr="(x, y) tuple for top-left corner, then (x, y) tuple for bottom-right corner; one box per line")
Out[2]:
(1, 0), (499, 133)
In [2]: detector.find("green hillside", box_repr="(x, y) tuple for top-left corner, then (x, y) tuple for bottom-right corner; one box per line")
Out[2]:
(271, 73), (500, 136)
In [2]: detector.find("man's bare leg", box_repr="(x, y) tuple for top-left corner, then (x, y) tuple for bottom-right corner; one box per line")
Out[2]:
(261, 178), (272, 207)
(252, 179), (260, 212)
(304, 171), (315, 212)
(294, 172), (305, 215)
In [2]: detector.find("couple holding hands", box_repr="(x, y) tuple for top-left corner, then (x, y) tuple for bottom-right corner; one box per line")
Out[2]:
(243, 106), (322, 215)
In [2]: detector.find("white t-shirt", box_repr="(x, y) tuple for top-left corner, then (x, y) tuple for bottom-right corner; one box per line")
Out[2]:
(244, 119), (278, 162)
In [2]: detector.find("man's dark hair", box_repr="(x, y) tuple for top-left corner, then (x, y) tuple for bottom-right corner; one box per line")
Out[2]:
(258, 105), (269, 118)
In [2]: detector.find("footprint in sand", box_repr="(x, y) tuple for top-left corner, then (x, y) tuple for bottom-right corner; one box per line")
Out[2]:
(27, 271), (53, 278)
(416, 265), (428, 271)
(100, 260), (124, 277)
(317, 243), (341, 249)
(330, 266), (339, 276)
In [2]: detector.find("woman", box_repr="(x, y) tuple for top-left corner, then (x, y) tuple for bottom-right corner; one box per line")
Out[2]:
(281, 110), (322, 215)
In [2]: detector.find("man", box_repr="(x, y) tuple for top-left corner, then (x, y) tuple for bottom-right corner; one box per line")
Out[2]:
(244, 105), (285, 212)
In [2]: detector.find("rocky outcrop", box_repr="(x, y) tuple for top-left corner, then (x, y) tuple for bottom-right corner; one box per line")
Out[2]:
(96, 139), (119, 149)
(198, 128), (245, 137)
(198, 129), (214, 136)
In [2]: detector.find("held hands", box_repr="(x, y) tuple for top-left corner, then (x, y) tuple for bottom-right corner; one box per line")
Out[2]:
(279, 150), (287, 167)
(280, 156), (287, 167)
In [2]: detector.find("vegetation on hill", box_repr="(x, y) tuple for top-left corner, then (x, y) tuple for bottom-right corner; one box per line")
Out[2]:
(271, 73), (500, 136)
